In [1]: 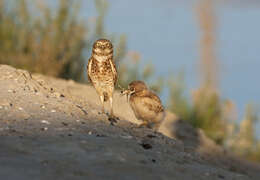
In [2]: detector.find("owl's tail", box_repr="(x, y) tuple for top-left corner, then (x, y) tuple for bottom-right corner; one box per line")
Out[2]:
(103, 92), (109, 102)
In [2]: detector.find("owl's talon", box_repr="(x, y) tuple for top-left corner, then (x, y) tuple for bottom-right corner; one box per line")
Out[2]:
(108, 117), (117, 125)
(107, 114), (119, 125)
(138, 122), (151, 129)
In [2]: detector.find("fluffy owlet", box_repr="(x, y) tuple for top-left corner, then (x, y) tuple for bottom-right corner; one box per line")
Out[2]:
(122, 81), (165, 130)
(87, 39), (118, 123)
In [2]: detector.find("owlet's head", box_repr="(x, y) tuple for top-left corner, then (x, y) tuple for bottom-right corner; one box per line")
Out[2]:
(92, 39), (113, 56)
(128, 81), (148, 93)
(120, 81), (148, 102)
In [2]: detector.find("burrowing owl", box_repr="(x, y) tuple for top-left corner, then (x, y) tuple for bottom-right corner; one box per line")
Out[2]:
(122, 81), (165, 130)
(87, 39), (118, 123)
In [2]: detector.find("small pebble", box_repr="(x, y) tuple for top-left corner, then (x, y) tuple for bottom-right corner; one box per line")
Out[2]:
(204, 172), (210, 176)
(96, 134), (106, 137)
(41, 160), (49, 166)
(18, 107), (23, 111)
(120, 135), (133, 139)
(41, 127), (48, 131)
(24, 86), (30, 91)
(218, 174), (225, 179)
(53, 92), (61, 98)
(41, 105), (46, 109)
(0, 106), (3, 109)
(41, 120), (50, 125)
(8, 89), (15, 93)
(51, 110), (56, 113)
(62, 122), (68, 126)
(9, 129), (16, 133)
(88, 131), (92, 135)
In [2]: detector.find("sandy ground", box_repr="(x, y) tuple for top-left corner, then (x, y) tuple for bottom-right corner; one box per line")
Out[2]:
(0, 64), (260, 180)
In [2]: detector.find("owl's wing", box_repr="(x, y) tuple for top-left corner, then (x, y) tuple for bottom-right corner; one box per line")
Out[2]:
(87, 58), (93, 84)
(142, 92), (164, 113)
(109, 59), (117, 85)
(131, 91), (164, 121)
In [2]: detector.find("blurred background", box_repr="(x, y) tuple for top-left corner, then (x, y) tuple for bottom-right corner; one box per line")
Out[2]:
(0, 0), (259, 162)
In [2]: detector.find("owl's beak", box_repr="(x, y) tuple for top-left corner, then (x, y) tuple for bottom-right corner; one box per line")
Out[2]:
(127, 90), (135, 102)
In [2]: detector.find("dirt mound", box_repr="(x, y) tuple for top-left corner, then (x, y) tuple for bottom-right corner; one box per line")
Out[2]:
(0, 64), (259, 180)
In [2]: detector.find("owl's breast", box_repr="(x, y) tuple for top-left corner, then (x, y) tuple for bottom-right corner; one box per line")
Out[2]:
(90, 58), (114, 83)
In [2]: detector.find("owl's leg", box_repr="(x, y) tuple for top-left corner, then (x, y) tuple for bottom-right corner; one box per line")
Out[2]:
(107, 96), (118, 125)
(99, 95), (105, 114)
(109, 96), (114, 117)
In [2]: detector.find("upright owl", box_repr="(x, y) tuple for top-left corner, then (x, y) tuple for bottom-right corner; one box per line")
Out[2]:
(87, 39), (118, 123)
(122, 81), (165, 130)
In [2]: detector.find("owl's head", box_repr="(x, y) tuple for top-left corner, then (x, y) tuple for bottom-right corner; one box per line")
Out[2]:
(128, 81), (148, 93)
(93, 39), (113, 55)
